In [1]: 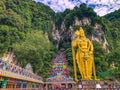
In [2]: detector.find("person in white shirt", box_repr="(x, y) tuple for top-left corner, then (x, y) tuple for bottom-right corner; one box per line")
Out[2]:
(96, 82), (102, 90)
(78, 81), (83, 90)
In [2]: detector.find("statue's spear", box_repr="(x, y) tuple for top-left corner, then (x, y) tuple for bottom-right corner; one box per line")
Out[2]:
(72, 41), (78, 82)
(93, 57), (97, 80)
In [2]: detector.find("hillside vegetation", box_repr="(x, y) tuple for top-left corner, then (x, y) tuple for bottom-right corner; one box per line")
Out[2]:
(0, 0), (55, 78)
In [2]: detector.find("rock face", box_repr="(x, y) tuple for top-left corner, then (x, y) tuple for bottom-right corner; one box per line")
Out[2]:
(92, 23), (109, 52)
(74, 17), (91, 26)
(2, 51), (16, 63)
(51, 17), (109, 52)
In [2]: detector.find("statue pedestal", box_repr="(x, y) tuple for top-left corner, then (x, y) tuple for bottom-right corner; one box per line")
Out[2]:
(77, 80), (104, 89)
(77, 79), (120, 89)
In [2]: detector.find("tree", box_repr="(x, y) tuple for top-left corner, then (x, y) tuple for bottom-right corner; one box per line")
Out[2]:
(12, 30), (55, 78)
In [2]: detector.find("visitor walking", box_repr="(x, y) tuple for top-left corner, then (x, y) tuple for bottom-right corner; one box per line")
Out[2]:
(96, 82), (102, 90)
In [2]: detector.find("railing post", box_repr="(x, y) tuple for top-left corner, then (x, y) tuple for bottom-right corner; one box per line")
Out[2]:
(14, 80), (17, 90)
(41, 84), (44, 90)
(66, 83), (68, 89)
(26, 82), (28, 90)
(21, 81), (23, 90)
(46, 84), (48, 90)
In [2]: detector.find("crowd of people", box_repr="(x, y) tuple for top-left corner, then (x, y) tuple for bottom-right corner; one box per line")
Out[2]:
(0, 59), (43, 81)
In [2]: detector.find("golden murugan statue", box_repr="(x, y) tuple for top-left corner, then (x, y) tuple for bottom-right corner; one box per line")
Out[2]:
(72, 27), (96, 82)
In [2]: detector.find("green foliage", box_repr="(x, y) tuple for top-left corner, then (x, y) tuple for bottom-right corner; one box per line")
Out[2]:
(105, 47), (120, 79)
(0, 0), (6, 13)
(92, 41), (108, 75)
(64, 13), (74, 29)
(55, 12), (66, 29)
(103, 10), (120, 50)
(0, 25), (10, 54)
(0, 9), (24, 29)
(96, 9), (120, 79)
(12, 30), (55, 78)
(104, 9), (120, 21)
(106, 47), (120, 66)
(0, 25), (25, 54)
(84, 25), (93, 35)
(93, 40), (120, 79)
(0, 0), (54, 51)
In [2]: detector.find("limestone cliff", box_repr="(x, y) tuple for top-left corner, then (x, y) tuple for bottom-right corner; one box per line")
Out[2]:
(52, 17), (109, 52)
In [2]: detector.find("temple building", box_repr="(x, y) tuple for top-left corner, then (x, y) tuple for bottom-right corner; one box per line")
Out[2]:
(0, 50), (43, 89)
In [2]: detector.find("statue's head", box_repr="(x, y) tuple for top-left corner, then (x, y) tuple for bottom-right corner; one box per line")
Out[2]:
(79, 27), (85, 38)
(75, 30), (80, 37)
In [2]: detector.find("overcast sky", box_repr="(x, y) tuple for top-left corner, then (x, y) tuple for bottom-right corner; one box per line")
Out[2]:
(35, 0), (120, 16)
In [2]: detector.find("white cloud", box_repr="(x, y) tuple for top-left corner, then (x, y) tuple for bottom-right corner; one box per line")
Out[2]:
(34, 0), (120, 16)
(94, 6), (109, 16)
